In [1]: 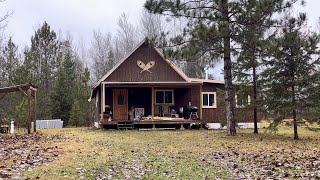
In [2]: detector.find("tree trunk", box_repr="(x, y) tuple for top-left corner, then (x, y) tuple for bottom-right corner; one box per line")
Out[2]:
(253, 66), (258, 133)
(222, 0), (236, 136)
(291, 85), (298, 140)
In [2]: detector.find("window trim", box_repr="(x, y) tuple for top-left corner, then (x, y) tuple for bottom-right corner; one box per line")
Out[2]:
(235, 94), (251, 108)
(155, 89), (174, 105)
(202, 92), (217, 109)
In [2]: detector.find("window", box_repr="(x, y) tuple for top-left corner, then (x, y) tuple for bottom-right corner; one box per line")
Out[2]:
(235, 94), (251, 108)
(117, 95), (124, 105)
(202, 92), (216, 108)
(155, 90), (174, 104)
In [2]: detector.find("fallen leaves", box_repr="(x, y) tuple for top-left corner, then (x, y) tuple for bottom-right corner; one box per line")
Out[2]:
(212, 149), (320, 179)
(0, 133), (65, 179)
(2, 127), (319, 179)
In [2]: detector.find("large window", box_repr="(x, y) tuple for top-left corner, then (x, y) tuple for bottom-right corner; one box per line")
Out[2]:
(155, 90), (174, 105)
(202, 92), (216, 108)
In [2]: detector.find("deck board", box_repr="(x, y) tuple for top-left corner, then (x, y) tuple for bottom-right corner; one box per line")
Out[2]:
(100, 119), (202, 125)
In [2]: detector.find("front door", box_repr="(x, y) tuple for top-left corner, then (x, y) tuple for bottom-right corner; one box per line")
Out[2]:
(113, 89), (128, 120)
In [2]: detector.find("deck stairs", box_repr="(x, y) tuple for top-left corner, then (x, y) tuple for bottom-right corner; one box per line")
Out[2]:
(117, 121), (134, 130)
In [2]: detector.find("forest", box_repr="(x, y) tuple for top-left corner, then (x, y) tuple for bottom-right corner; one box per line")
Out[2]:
(0, 0), (320, 140)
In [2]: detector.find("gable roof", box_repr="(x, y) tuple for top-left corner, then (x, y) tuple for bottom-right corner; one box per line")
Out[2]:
(92, 39), (190, 89)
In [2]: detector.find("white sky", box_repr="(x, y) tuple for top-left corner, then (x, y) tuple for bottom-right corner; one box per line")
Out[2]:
(1, 0), (320, 80)
(1, 0), (146, 47)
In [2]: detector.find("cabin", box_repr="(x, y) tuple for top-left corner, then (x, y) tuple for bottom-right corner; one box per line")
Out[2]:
(90, 39), (256, 129)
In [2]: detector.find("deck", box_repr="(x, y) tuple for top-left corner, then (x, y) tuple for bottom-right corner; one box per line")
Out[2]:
(100, 118), (203, 130)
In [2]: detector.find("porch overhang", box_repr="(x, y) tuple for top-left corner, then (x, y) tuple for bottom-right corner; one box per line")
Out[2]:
(102, 81), (203, 87)
(89, 81), (202, 101)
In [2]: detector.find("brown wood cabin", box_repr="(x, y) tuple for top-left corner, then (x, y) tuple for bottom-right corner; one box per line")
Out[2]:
(90, 39), (257, 129)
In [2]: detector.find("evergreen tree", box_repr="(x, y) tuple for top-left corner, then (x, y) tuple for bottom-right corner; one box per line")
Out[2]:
(145, 0), (298, 135)
(51, 41), (76, 126)
(0, 56), (5, 88)
(69, 100), (85, 127)
(233, 0), (296, 133)
(145, 0), (239, 135)
(13, 50), (35, 85)
(262, 13), (320, 140)
(0, 37), (21, 118)
(303, 72), (320, 125)
(2, 37), (20, 86)
(77, 66), (94, 126)
(24, 21), (62, 119)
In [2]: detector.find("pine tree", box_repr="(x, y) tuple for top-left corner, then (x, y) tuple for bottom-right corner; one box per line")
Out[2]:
(145, 0), (239, 135)
(24, 21), (61, 119)
(0, 56), (5, 88)
(51, 41), (77, 126)
(78, 67), (94, 126)
(0, 37), (21, 117)
(262, 13), (320, 140)
(233, 0), (296, 133)
(69, 100), (85, 127)
(303, 72), (320, 125)
(2, 37), (20, 86)
(145, 0), (300, 135)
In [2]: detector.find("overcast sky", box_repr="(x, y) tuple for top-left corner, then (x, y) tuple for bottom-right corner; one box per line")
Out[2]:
(1, 0), (146, 47)
(1, 0), (320, 80)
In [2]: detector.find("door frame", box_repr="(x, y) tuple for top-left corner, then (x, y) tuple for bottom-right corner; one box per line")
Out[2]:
(113, 89), (128, 120)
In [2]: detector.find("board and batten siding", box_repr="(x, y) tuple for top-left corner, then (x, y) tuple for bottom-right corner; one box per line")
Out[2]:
(105, 43), (186, 82)
(201, 82), (258, 123)
(201, 83), (224, 123)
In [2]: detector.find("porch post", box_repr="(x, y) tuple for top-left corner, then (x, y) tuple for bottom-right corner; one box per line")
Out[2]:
(33, 91), (37, 132)
(151, 87), (154, 120)
(199, 85), (203, 120)
(27, 89), (31, 134)
(100, 84), (104, 120)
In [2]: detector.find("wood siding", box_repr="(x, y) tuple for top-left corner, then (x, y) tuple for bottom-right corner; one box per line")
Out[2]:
(101, 84), (259, 123)
(104, 87), (201, 119)
(105, 43), (186, 82)
(201, 83), (225, 123)
(201, 83), (260, 123)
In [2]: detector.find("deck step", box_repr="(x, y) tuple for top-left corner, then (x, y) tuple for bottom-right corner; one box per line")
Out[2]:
(117, 121), (134, 130)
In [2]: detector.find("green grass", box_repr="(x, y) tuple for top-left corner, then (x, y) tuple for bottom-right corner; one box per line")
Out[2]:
(22, 126), (320, 179)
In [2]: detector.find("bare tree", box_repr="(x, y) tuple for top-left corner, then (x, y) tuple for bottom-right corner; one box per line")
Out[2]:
(90, 30), (115, 81)
(139, 10), (165, 46)
(0, 0), (13, 88)
(0, 1), (12, 32)
(115, 13), (140, 58)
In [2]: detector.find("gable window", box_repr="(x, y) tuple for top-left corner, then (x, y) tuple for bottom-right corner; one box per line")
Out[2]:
(235, 94), (251, 108)
(202, 92), (216, 108)
(155, 90), (174, 105)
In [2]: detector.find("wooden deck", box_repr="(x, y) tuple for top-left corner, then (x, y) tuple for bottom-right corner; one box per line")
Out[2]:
(100, 118), (203, 130)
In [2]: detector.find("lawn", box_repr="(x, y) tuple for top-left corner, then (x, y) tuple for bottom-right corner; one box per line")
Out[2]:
(1, 126), (320, 179)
